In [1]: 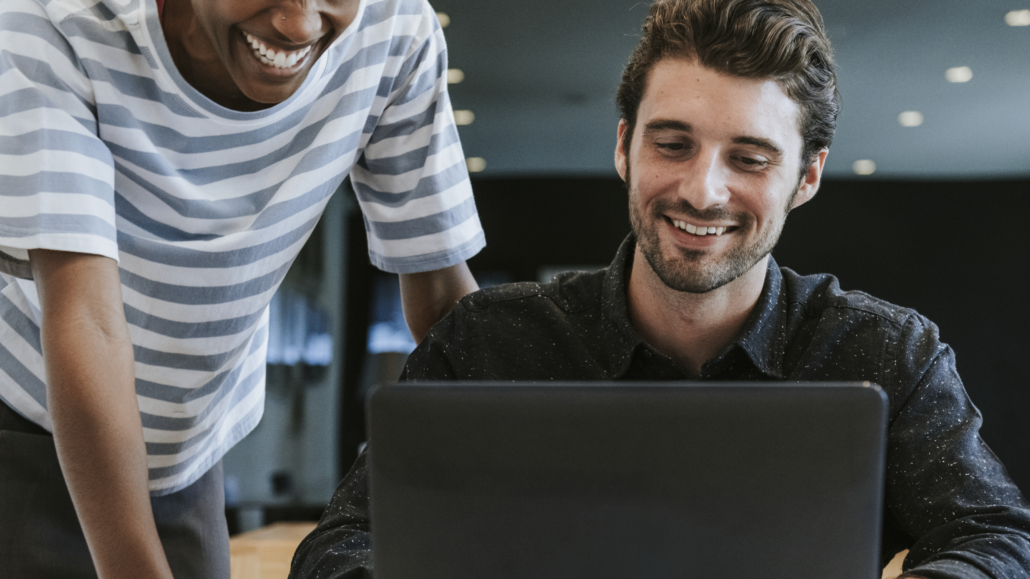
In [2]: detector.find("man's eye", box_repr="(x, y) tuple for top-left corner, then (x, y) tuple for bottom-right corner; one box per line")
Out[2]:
(734, 156), (769, 170)
(656, 142), (689, 152)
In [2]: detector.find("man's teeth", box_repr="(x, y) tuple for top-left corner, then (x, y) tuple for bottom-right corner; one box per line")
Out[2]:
(673, 220), (726, 236)
(243, 32), (312, 69)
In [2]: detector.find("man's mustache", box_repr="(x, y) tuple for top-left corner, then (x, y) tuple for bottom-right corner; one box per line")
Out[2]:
(650, 198), (749, 226)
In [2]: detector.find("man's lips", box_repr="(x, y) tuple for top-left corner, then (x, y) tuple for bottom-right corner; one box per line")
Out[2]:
(666, 216), (737, 237)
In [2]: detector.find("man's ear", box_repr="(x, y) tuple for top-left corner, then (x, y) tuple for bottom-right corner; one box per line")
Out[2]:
(792, 149), (829, 210)
(615, 120), (629, 182)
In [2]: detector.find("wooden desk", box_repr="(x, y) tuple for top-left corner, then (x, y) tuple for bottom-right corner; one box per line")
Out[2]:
(883, 550), (908, 579)
(230, 522), (316, 579)
(229, 523), (908, 579)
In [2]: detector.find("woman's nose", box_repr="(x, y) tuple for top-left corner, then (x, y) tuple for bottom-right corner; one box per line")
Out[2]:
(271, 3), (327, 44)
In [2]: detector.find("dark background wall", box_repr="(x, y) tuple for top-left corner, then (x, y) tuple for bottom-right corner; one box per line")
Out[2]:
(444, 176), (1030, 493)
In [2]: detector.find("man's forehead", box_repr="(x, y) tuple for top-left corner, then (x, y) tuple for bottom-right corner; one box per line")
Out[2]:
(636, 58), (803, 149)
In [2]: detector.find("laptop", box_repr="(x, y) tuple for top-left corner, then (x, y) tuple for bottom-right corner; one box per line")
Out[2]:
(367, 382), (888, 579)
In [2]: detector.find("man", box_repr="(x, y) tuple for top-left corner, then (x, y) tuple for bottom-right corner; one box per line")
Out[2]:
(0, 0), (483, 577)
(289, 0), (1030, 578)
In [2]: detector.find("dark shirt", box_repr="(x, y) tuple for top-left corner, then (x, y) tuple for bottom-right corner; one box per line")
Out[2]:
(291, 235), (1030, 579)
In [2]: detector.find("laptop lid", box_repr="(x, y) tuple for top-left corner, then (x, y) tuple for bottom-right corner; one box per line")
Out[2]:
(368, 382), (888, 579)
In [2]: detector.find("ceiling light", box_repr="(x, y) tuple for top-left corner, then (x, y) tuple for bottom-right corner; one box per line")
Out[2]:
(466, 157), (487, 173)
(453, 110), (475, 126)
(945, 66), (973, 83)
(853, 160), (876, 176)
(898, 111), (924, 127)
(447, 69), (465, 84)
(1005, 9), (1030, 26)
(436, 12), (450, 28)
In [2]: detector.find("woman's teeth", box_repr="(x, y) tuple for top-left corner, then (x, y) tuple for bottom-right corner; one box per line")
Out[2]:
(243, 32), (313, 69)
(673, 220), (726, 236)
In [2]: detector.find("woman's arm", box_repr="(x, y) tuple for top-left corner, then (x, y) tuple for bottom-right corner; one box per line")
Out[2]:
(31, 249), (174, 579)
(399, 260), (478, 344)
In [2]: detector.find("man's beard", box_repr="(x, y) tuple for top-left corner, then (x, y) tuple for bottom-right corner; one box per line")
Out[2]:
(626, 164), (798, 294)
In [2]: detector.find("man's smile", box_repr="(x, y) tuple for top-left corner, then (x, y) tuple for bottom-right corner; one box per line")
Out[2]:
(665, 216), (738, 237)
(241, 31), (315, 71)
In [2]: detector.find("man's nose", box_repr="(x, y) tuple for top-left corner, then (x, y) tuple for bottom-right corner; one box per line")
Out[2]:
(271, 3), (327, 44)
(679, 150), (731, 211)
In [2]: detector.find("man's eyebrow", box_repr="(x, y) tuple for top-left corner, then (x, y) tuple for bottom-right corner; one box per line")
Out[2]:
(642, 119), (693, 134)
(732, 136), (783, 156)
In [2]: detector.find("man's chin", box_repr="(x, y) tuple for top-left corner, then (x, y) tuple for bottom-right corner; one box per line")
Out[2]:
(652, 262), (731, 294)
(645, 238), (770, 294)
(639, 243), (726, 294)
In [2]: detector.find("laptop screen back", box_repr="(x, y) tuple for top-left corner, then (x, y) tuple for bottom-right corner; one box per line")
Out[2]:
(368, 382), (888, 579)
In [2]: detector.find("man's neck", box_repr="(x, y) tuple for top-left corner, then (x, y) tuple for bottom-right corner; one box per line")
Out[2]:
(626, 247), (768, 376)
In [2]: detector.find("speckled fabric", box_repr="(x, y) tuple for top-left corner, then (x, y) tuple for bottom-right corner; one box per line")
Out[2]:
(290, 449), (373, 579)
(290, 234), (1030, 579)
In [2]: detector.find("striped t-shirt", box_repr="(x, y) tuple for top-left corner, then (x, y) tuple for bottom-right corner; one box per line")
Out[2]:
(0, 0), (484, 494)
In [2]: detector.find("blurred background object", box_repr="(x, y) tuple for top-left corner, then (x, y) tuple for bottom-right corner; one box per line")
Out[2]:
(438, 0), (1030, 178)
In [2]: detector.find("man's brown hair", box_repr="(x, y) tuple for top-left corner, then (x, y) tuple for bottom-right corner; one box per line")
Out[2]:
(616, 0), (839, 170)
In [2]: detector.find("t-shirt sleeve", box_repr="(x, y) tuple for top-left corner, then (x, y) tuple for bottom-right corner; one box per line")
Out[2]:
(0, 0), (118, 280)
(348, 1), (485, 274)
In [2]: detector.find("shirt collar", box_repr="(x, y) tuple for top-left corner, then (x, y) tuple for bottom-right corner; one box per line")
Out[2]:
(600, 235), (648, 378)
(600, 233), (787, 380)
(727, 259), (786, 379)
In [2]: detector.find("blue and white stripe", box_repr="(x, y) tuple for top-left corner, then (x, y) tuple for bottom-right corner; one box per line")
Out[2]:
(0, 0), (484, 494)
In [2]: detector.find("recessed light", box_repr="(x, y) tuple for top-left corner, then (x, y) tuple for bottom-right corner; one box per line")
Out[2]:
(466, 157), (487, 173)
(453, 110), (475, 126)
(436, 12), (451, 28)
(853, 160), (876, 176)
(447, 69), (465, 84)
(898, 111), (924, 127)
(945, 66), (973, 83)
(1006, 9), (1030, 26)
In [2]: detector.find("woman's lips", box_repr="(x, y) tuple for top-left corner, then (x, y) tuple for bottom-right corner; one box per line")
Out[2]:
(241, 31), (314, 70)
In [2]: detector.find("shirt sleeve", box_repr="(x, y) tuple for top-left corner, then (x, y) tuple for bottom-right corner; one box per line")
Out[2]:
(0, 0), (119, 279)
(400, 311), (460, 380)
(290, 450), (373, 579)
(886, 315), (1030, 579)
(348, 1), (485, 275)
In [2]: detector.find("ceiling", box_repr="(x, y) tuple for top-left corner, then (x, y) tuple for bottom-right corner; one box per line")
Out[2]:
(430, 0), (1030, 178)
